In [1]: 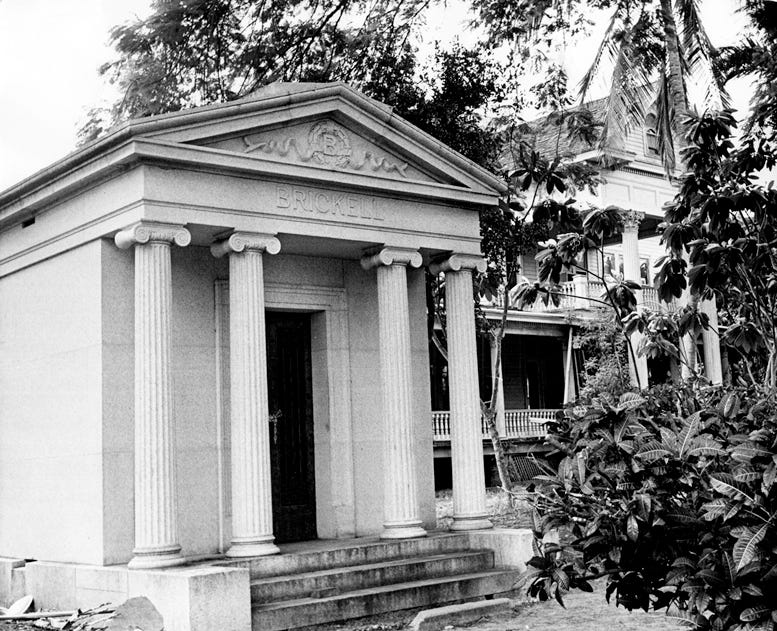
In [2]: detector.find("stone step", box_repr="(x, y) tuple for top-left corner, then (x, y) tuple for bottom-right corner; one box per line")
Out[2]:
(251, 568), (520, 631)
(221, 533), (471, 579)
(251, 550), (495, 603)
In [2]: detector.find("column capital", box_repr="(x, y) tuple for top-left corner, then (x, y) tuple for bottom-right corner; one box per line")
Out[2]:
(361, 247), (422, 271)
(429, 253), (486, 275)
(115, 221), (191, 250)
(621, 210), (645, 232)
(210, 232), (281, 258)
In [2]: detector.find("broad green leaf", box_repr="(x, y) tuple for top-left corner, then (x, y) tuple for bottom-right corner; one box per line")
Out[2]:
(551, 568), (570, 591)
(740, 606), (770, 622)
(626, 514), (639, 541)
(733, 466), (762, 483)
(636, 440), (672, 463)
(710, 474), (756, 504)
(617, 392), (646, 412)
(701, 499), (728, 521)
(731, 442), (772, 463)
(722, 392), (741, 418)
(734, 523), (768, 572)
(688, 436), (725, 457)
(678, 412), (702, 457)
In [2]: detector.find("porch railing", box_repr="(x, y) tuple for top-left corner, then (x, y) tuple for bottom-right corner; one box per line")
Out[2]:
(485, 280), (675, 314)
(432, 409), (556, 441)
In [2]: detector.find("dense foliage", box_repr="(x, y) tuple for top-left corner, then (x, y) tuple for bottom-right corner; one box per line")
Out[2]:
(524, 386), (777, 631)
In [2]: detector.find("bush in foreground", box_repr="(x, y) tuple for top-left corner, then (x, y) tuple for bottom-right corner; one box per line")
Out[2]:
(522, 386), (777, 630)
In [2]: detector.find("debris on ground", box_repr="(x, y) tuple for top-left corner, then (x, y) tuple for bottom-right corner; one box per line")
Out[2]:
(0, 596), (34, 617)
(2, 596), (162, 631)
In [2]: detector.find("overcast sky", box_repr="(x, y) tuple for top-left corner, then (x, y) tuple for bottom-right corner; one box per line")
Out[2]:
(0, 0), (753, 191)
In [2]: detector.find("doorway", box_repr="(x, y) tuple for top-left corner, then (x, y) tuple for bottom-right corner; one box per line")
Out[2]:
(265, 311), (316, 543)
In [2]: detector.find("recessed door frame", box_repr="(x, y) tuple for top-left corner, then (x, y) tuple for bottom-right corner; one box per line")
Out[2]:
(215, 281), (355, 550)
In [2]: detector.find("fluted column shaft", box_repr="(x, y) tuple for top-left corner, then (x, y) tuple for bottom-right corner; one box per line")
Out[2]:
(431, 254), (492, 531)
(115, 221), (191, 569)
(362, 248), (426, 539)
(621, 211), (649, 389)
(212, 232), (281, 557)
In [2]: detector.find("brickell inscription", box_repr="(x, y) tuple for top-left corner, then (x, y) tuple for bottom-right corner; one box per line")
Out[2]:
(276, 186), (386, 222)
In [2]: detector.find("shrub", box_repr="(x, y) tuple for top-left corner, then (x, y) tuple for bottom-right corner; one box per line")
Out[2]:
(522, 386), (777, 630)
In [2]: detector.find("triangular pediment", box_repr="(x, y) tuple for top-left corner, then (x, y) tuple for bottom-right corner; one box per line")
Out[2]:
(131, 83), (505, 197)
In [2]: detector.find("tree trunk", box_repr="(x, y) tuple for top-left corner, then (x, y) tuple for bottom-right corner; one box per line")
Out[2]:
(661, 0), (702, 384)
(483, 408), (512, 492)
(484, 324), (513, 493)
(661, 0), (690, 136)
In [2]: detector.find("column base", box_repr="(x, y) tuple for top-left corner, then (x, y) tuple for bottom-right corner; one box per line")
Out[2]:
(128, 545), (186, 569)
(450, 515), (493, 531)
(226, 540), (280, 558)
(380, 522), (427, 540)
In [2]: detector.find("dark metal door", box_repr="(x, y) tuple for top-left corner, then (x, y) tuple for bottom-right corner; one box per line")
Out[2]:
(265, 311), (316, 543)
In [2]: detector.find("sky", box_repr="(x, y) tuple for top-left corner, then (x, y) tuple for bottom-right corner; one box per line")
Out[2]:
(0, 0), (755, 191)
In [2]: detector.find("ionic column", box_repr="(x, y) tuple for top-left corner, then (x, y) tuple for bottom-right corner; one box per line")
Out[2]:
(621, 210), (649, 390)
(361, 247), (427, 539)
(212, 232), (281, 557)
(430, 254), (492, 531)
(700, 297), (723, 385)
(115, 221), (191, 569)
(489, 337), (506, 437)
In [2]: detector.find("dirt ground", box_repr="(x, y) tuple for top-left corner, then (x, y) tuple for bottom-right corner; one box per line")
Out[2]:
(435, 488), (535, 530)
(304, 587), (684, 631)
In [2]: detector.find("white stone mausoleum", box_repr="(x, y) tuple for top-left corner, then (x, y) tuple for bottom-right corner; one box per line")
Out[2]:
(0, 83), (522, 630)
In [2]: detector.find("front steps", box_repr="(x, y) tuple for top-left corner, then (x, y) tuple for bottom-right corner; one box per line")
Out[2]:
(233, 533), (520, 631)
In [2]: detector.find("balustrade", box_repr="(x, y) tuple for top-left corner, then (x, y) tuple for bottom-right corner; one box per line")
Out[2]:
(431, 409), (555, 441)
(480, 280), (673, 314)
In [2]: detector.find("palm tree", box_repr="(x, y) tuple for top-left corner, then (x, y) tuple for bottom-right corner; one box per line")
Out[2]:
(579, 0), (728, 174)
(577, 0), (729, 376)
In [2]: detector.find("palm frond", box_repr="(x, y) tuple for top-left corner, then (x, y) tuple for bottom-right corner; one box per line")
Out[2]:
(718, 39), (769, 80)
(675, 0), (731, 109)
(597, 27), (656, 158)
(653, 70), (677, 175)
(577, 6), (626, 102)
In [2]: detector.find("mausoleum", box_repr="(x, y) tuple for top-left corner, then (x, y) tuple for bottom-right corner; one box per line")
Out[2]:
(0, 83), (525, 630)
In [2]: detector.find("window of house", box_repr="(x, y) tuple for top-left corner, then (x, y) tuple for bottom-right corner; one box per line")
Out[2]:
(645, 114), (659, 156)
(603, 251), (651, 286)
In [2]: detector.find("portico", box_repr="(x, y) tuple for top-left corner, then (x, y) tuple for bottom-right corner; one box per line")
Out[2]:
(0, 83), (508, 628)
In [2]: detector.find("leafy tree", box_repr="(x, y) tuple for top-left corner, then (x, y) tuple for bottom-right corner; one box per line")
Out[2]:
(475, 121), (604, 491)
(80, 0), (434, 142)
